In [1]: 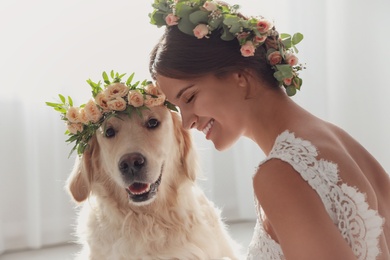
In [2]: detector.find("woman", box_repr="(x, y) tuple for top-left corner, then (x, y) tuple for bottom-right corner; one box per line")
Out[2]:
(148, 0), (390, 259)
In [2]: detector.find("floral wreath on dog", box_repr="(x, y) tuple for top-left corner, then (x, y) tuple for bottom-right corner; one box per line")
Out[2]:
(46, 71), (177, 156)
(149, 0), (305, 96)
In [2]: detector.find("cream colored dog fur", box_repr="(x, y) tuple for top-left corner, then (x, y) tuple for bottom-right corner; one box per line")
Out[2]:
(67, 106), (241, 259)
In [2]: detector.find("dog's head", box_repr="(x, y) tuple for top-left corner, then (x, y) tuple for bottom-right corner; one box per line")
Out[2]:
(66, 106), (196, 206)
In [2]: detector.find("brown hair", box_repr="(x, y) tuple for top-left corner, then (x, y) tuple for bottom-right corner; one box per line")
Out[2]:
(149, 26), (278, 88)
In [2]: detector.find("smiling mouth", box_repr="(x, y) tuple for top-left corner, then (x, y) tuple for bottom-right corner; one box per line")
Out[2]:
(202, 119), (214, 136)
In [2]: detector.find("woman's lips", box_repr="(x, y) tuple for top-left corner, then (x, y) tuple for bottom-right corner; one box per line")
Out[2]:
(202, 119), (214, 138)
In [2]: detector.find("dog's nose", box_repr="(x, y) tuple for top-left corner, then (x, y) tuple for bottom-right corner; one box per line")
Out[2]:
(118, 153), (146, 176)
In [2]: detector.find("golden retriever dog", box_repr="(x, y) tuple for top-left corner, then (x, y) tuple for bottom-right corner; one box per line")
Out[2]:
(67, 106), (241, 259)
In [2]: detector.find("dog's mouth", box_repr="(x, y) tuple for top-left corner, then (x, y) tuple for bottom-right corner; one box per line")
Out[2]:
(125, 173), (162, 204)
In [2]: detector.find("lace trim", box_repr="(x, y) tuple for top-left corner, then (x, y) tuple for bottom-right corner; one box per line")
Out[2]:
(247, 130), (384, 260)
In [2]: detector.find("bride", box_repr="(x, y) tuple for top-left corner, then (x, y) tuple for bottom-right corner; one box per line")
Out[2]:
(148, 0), (390, 259)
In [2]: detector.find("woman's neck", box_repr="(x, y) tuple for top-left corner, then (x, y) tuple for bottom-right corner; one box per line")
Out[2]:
(242, 85), (314, 155)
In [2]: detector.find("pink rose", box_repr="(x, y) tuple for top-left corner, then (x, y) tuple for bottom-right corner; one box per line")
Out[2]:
(285, 53), (299, 66)
(66, 107), (80, 123)
(78, 108), (89, 124)
(144, 83), (160, 96)
(268, 51), (282, 65)
(84, 99), (103, 123)
(67, 123), (83, 134)
(254, 35), (267, 44)
(193, 24), (209, 39)
(107, 97), (127, 111)
(128, 90), (144, 107)
(256, 19), (273, 33)
(203, 1), (218, 12)
(240, 41), (256, 57)
(95, 92), (109, 111)
(144, 94), (166, 108)
(283, 77), (293, 85)
(165, 14), (179, 26)
(104, 83), (128, 99)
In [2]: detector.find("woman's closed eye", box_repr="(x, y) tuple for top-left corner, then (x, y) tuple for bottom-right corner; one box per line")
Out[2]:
(185, 92), (197, 104)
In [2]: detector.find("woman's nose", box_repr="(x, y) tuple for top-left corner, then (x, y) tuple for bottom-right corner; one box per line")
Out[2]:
(181, 110), (197, 130)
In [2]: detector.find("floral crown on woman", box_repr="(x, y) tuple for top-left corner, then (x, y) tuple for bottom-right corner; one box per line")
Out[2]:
(46, 71), (177, 156)
(149, 0), (305, 96)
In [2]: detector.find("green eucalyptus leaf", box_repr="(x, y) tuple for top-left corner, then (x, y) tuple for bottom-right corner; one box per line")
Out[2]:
(292, 32), (304, 45)
(208, 16), (223, 30)
(274, 64), (293, 81)
(189, 10), (209, 24)
(285, 86), (297, 96)
(220, 24), (235, 41)
(178, 18), (197, 35)
(223, 14), (240, 27)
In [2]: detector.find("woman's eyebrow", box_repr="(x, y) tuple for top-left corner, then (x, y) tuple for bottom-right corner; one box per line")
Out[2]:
(175, 84), (195, 100)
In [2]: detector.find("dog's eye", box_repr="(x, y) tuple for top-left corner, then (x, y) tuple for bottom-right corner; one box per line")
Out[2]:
(105, 127), (116, 138)
(146, 118), (159, 129)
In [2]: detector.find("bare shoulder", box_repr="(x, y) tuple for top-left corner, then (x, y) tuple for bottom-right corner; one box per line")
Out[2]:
(253, 158), (356, 259)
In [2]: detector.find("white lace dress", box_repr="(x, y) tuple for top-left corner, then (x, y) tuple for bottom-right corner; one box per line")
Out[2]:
(247, 131), (384, 260)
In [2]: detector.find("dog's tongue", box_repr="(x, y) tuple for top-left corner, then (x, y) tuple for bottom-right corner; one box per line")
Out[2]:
(128, 183), (150, 195)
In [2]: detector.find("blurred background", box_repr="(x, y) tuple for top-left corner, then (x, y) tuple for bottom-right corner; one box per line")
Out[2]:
(1, 0), (389, 258)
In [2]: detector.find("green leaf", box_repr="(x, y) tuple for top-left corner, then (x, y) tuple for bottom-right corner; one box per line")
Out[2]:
(68, 96), (73, 107)
(102, 71), (110, 85)
(165, 101), (178, 112)
(292, 32), (304, 45)
(126, 72), (135, 86)
(208, 16), (223, 30)
(189, 10), (209, 24)
(220, 24), (235, 41)
(59, 94), (66, 104)
(273, 64), (293, 81)
(223, 14), (240, 27)
(150, 11), (166, 26)
(285, 86), (297, 96)
(110, 70), (115, 79)
(46, 101), (60, 107)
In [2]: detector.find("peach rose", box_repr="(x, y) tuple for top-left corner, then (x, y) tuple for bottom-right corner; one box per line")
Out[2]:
(104, 83), (128, 99)
(95, 92), (109, 111)
(240, 41), (256, 57)
(107, 97), (127, 111)
(144, 94), (166, 108)
(78, 108), (89, 124)
(128, 90), (144, 107)
(67, 123), (83, 134)
(268, 51), (282, 65)
(66, 107), (80, 123)
(165, 14), (179, 26)
(84, 99), (103, 123)
(144, 83), (160, 96)
(256, 19), (273, 33)
(193, 24), (209, 39)
(283, 77), (293, 86)
(285, 53), (299, 66)
(203, 1), (218, 11)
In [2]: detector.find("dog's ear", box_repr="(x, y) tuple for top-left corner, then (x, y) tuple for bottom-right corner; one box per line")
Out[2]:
(66, 135), (98, 202)
(171, 112), (197, 181)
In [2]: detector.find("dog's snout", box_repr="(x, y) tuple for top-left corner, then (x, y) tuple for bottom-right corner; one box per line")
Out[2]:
(119, 153), (146, 176)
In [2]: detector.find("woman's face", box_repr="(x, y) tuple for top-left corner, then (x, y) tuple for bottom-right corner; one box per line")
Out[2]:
(156, 73), (247, 150)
